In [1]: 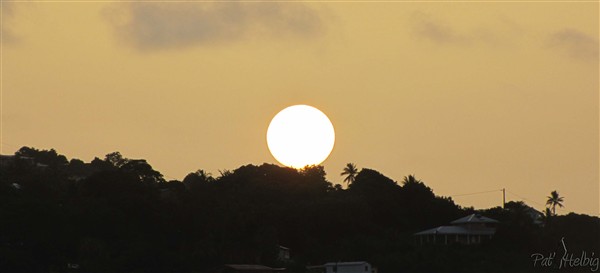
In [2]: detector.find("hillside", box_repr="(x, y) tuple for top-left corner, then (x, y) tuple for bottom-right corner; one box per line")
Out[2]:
(1, 147), (598, 272)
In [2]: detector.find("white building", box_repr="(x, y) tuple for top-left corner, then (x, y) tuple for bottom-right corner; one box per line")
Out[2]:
(323, 262), (373, 273)
(277, 245), (290, 261)
(414, 214), (499, 245)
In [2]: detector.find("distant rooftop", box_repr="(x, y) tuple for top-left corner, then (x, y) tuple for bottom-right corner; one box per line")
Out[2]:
(450, 214), (499, 225)
(324, 261), (370, 267)
(224, 265), (285, 271)
(414, 225), (496, 236)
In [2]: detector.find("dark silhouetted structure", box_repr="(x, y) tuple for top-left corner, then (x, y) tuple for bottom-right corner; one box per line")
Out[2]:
(414, 214), (498, 245)
(223, 264), (286, 273)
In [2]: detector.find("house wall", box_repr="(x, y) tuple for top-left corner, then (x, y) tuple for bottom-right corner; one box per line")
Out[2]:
(325, 264), (371, 273)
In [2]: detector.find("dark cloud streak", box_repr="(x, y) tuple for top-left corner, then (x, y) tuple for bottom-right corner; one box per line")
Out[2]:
(105, 2), (324, 51)
(410, 12), (522, 48)
(548, 29), (599, 62)
(413, 17), (467, 45)
(410, 12), (472, 45)
(1, 2), (19, 44)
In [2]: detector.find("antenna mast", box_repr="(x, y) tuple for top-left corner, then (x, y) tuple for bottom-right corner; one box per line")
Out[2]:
(502, 188), (506, 209)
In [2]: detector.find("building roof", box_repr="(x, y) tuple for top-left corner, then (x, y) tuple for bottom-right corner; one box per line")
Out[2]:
(414, 225), (496, 236)
(324, 262), (370, 267)
(450, 214), (499, 225)
(224, 265), (285, 271)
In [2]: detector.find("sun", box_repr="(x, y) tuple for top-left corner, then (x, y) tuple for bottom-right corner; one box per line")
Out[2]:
(267, 105), (335, 169)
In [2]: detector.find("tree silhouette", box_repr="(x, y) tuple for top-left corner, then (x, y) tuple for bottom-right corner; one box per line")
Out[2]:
(546, 190), (564, 216)
(183, 169), (214, 190)
(541, 207), (553, 226)
(104, 151), (128, 168)
(340, 163), (358, 186)
(218, 169), (233, 178)
(400, 174), (435, 200)
(2, 146), (598, 273)
(15, 146), (68, 167)
(120, 159), (165, 184)
(401, 174), (421, 185)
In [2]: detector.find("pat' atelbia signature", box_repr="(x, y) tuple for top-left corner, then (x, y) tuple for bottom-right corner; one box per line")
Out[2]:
(531, 237), (599, 272)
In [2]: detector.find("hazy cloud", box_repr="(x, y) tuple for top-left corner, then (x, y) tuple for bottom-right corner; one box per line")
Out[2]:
(412, 14), (468, 45)
(410, 12), (521, 48)
(412, 13), (599, 63)
(1, 2), (19, 44)
(105, 2), (324, 50)
(1, 28), (18, 45)
(548, 29), (599, 61)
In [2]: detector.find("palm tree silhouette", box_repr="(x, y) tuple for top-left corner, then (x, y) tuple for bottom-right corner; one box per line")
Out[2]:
(540, 207), (553, 226)
(341, 163), (358, 186)
(402, 174), (421, 185)
(546, 190), (564, 216)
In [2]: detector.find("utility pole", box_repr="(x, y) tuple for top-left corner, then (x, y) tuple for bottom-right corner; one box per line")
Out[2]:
(502, 188), (506, 209)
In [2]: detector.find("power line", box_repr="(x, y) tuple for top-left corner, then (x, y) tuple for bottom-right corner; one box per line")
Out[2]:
(1, 141), (20, 152)
(448, 188), (558, 212)
(448, 188), (573, 214)
(449, 189), (503, 197)
(505, 190), (582, 215)
(506, 189), (546, 208)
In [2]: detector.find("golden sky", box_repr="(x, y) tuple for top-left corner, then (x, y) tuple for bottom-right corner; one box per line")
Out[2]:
(2, 1), (598, 215)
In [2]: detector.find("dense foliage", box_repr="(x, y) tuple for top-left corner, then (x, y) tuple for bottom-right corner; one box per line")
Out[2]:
(0, 147), (598, 272)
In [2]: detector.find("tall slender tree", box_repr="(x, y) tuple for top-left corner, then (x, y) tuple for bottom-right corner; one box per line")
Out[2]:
(546, 190), (564, 216)
(541, 207), (553, 226)
(341, 163), (358, 186)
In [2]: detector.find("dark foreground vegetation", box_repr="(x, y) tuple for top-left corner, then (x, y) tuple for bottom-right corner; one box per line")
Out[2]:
(1, 147), (598, 272)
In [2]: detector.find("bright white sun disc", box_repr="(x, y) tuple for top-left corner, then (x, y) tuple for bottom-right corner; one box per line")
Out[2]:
(267, 105), (335, 168)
